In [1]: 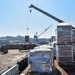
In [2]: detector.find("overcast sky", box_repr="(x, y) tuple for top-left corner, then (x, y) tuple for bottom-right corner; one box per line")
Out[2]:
(0, 0), (75, 38)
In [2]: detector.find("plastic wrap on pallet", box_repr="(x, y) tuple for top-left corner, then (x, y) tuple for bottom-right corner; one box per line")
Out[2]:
(73, 43), (75, 61)
(30, 51), (51, 59)
(72, 29), (75, 42)
(34, 44), (53, 49)
(56, 23), (72, 43)
(73, 43), (75, 50)
(29, 48), (53, 73)
(30, 58), (52, 73)
(57, 57), (73, 62)
(73, 52), (75, 61)
(58, 52), (72, 57)
(56, 44), (73, 62)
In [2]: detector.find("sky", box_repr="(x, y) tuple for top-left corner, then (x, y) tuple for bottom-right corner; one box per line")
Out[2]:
(0, 0), (75, 38)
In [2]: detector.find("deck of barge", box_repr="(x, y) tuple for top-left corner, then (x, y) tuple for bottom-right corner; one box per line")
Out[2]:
(0, 49), (29, 73)
(20, 60), (75, 75)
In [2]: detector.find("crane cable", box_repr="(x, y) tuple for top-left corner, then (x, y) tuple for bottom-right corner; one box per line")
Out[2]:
(27, 9), (31, 35)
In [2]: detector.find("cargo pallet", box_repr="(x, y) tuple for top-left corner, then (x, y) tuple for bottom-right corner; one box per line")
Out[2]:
(59, 62), (75, 66)
(20, 65), (61, 75)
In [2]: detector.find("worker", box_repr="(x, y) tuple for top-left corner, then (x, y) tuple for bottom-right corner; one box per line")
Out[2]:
(19, 46), (21, 52)
(54, 60), (68, 75)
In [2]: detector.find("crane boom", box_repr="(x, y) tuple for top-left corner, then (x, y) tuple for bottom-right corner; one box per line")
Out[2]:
(29, 4), (64, 23)
(34, 25), (52, 42)
(38, 25), (52, 37)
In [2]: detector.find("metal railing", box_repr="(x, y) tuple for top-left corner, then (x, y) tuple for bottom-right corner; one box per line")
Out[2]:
(1, 64), (19, 75)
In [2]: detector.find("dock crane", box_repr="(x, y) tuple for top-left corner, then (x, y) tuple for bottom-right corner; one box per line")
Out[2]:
(29, 4), (64, 23)
(34, 25), (52, 43)
(29, 4), (64, 43)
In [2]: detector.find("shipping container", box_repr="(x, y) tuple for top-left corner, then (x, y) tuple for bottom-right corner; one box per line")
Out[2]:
(25, 35), (29, 43)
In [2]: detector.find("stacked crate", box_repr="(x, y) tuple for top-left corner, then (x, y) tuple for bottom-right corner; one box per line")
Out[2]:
(56, 23), (72, 43)
(56, 44), (73, 62)
(72, 29), (75, 42)
(72, 29), (75, 61)
(56, 22), (73, 63)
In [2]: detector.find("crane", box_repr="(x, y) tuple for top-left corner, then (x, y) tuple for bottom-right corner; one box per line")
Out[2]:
(34, 25), (52, 43)
(29, 4), (64, 23)
(29, 4), (64, 43)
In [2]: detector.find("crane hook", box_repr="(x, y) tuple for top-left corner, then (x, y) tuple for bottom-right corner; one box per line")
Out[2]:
(30, 9), (32, 13)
